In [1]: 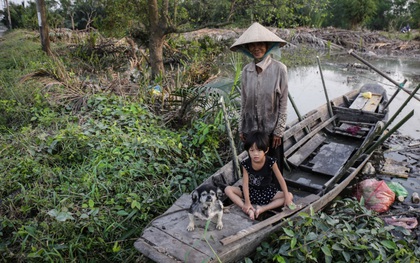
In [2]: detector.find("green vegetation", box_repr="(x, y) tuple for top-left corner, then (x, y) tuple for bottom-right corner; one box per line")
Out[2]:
(252, 198), (420, 262)
(0, 29), (232, 262)
(3, 0), (420, 33)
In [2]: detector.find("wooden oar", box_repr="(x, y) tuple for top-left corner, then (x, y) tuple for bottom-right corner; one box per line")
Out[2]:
(348, 49), (420, 102)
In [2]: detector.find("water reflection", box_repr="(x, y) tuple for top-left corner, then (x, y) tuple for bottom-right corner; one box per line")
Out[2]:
(288, 55), (420, 139)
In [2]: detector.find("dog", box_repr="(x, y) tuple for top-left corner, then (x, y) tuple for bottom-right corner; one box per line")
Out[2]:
(187, 184), (224, 231)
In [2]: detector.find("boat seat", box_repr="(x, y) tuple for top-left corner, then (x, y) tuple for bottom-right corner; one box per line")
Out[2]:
(310, 142), (355, 176)
(349, 93), (382, 112)
(284, 115), (337, 158)
(287, 133), (326, 167)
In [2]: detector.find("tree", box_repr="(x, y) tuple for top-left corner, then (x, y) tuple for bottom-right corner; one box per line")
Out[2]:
(409, 0), (420, 28)
(148, 0), (171, 78)
(345, 0), (377, 29)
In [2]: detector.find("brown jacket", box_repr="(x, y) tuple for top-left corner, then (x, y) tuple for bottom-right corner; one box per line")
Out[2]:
(239, 55), (288, 137)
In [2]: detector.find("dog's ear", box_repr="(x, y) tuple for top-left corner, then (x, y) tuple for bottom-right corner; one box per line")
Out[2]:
(216, 187), (224, 199)
(191, 190), (199, 203)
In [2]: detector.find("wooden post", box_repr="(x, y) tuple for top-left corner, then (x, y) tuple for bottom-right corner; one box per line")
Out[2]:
(36, 0), (51, 55)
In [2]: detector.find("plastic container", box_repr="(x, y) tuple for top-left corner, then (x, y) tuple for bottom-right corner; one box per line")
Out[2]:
(386, 182), (408, 202)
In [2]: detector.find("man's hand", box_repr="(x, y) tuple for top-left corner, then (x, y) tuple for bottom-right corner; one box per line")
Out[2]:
(272, 135), (282, 148)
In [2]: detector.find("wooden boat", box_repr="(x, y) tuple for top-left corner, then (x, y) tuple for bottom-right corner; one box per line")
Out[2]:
(134, 83), (389, 263)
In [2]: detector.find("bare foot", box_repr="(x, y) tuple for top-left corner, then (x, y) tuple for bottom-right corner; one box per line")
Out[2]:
(247, 209), (255, 220)
(255, 206), (262, 219)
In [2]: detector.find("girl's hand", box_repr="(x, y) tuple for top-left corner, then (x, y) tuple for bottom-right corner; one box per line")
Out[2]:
(242, 204), (254, 214)
(284, 194), (293, 208)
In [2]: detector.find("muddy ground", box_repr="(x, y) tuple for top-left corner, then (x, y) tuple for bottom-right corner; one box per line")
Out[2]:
(360, 132), (420, 244)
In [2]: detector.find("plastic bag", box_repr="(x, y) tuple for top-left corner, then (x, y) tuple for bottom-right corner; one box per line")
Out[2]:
(355, 179), (395, 213)
(386, 181), (408, 202)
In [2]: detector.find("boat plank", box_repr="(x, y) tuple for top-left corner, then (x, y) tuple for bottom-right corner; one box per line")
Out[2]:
(138, 227), (213, 263)
(362, 94), (382, 112)
(349, 94), (369, 109)
(311, 143), (355, 176)
(221, 194), (320, 245)
(284, 116), (337, 157)
(287, 134), (326, 167)
(283, 111), (323, 141)
(134, 236), (183, 263)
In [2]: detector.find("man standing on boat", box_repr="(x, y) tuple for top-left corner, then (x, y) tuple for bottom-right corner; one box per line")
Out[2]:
(230, 22), (289, 173)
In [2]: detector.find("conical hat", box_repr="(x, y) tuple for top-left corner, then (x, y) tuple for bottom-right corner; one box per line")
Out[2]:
(230, 22), (287, 52)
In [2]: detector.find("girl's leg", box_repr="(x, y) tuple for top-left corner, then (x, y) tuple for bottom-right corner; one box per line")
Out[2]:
(255, 192), (293, 218)
(224, 186), (255, 220)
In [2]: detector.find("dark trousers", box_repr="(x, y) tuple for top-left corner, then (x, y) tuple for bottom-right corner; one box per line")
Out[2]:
(268, 136), (284, 175)
(268, 136), (284, 189)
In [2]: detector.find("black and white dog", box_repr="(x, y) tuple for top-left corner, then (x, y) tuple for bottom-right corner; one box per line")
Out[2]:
(187, 184), (224, 231)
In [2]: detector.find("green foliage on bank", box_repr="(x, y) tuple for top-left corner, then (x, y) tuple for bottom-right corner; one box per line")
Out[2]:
(251, 198), (420, 262)
(0, 29), (227, 262)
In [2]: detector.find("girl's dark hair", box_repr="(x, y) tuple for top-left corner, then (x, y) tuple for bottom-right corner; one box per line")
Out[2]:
(244, 131), (269, 151)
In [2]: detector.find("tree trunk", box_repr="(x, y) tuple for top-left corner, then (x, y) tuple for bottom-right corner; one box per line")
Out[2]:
(36, 0), (51, 55)
(148, 0), (166, 79)
(5, 0), (12, 29)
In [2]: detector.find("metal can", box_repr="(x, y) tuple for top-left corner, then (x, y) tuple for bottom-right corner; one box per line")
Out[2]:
(412, 192), (420, 204)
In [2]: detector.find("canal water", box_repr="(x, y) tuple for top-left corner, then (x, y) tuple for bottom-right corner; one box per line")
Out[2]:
(286, 54), (420, 205)
(287, 54), (420, 139)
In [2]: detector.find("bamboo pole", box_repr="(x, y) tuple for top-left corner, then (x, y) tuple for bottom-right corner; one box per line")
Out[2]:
(365, 110), (414, 154)
(316, 56), (336, 126)
(219, 96), (241, 179)
(288, 92), (309, 134)
(348, 49), (420, 102)
(381, 83), (420, 132)
(384, 79), (407, 110)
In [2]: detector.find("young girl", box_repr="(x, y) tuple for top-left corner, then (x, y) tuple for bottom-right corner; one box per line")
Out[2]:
(225, 131), (293, 220)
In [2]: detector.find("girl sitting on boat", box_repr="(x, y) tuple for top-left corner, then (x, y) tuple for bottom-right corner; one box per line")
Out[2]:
(225, 131), (294, 220)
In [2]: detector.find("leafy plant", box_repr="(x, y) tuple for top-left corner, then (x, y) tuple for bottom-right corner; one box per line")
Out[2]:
(251, 198), (420, 262)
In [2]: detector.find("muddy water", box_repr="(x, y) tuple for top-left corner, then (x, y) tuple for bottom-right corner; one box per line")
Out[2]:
(287, 54), (420, 139)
